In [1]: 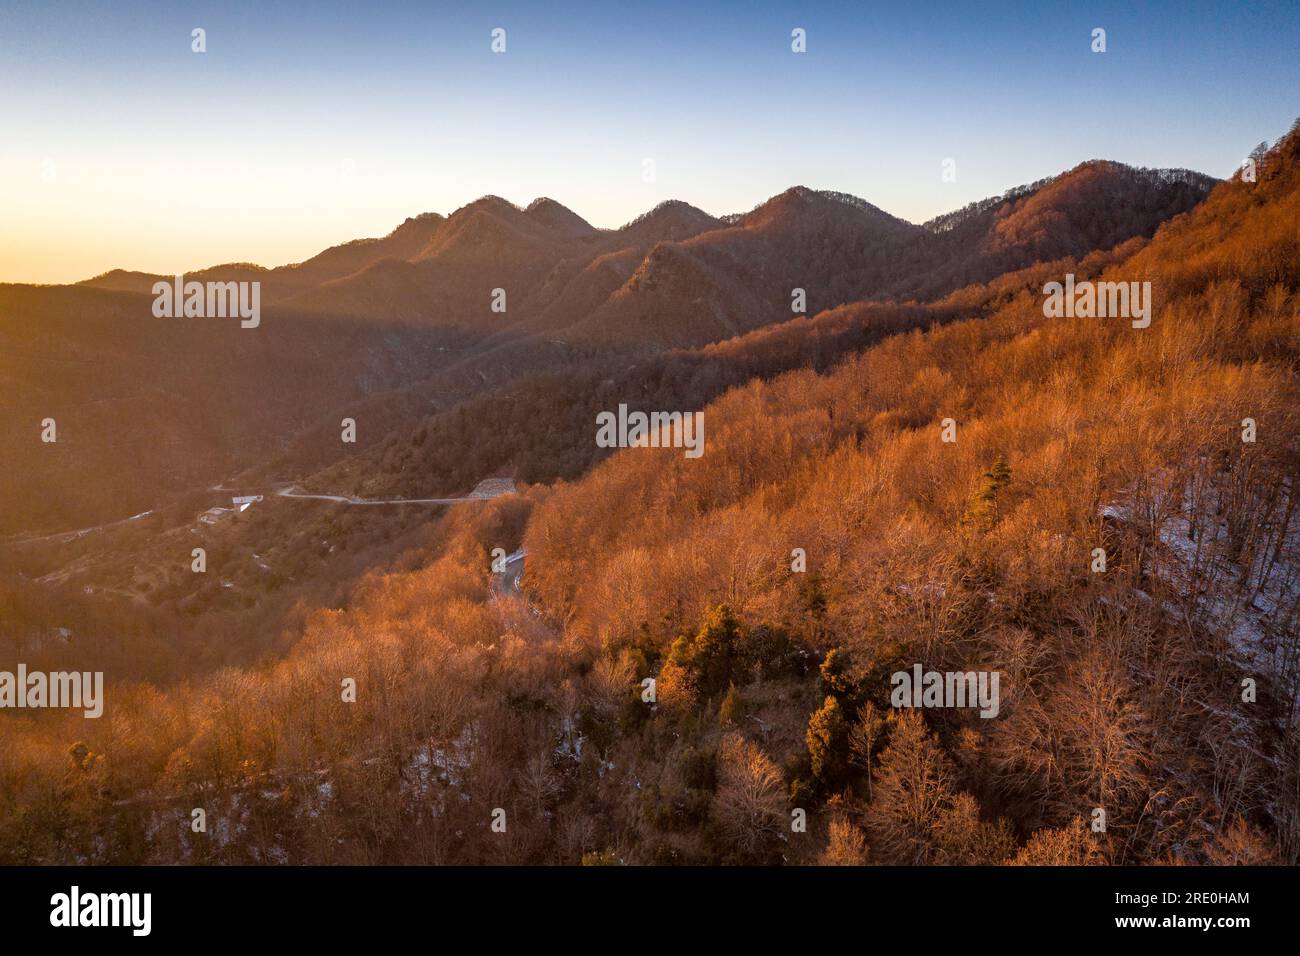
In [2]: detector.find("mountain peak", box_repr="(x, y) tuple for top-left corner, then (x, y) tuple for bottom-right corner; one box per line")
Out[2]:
(619, 200), (718, 231)
(525, 197), (596, 236)
(451, 194), (524, 218)
(525, 197), (564, 213)
(740, 186), (913, 233)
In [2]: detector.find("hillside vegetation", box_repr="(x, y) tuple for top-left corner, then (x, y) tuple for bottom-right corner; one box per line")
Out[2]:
(0, 127), (1293, 865)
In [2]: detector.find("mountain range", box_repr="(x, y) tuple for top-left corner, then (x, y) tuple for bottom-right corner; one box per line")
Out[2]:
(1, 118), (1297, 866)
(1, 159), (1216, 537)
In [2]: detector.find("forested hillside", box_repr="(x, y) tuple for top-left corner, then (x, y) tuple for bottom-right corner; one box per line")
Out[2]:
(0, 159), (1214, 539)
(519, 126), (1299, 864)
(1, 124), (1293, 866)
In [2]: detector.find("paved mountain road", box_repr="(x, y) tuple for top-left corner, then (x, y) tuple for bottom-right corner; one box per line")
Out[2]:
(489, 548), (526, 600)
(2, 479), (515, 547)
(275, 486), (486, 505)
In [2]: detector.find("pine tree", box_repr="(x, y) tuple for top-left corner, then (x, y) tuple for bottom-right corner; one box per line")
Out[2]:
(818, 647), (857, 702)
(806, 696), (849, 786)
(720, 682), (743, 726)
(962, 454), (1012, 529)
(668, 603), (745, 695)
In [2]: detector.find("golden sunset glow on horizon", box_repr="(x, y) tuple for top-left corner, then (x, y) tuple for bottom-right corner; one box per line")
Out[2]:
(4, 3), (1294, 285)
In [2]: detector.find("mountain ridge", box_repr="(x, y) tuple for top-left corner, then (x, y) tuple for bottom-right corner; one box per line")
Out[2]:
(0, 154), (1227, 535)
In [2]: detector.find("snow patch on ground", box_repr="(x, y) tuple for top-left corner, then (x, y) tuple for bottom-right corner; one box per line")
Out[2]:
(1105, 480), (1299, 714)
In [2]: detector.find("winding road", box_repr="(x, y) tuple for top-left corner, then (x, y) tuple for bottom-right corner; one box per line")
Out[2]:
(275, 486), (486, 505)
(274, 477), (516, 506)
(2, 479), (515, 549)
(0, 510), (153, 548)
(489, 548), (526, 600)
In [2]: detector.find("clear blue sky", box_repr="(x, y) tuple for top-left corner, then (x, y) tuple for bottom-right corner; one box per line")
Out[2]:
(1, 0), (1297, 282)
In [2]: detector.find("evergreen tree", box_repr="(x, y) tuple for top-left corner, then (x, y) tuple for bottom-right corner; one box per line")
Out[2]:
(720, 682), (743, 726)
(806, 696), (849, 786)
(962, 454), (1011, 529)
